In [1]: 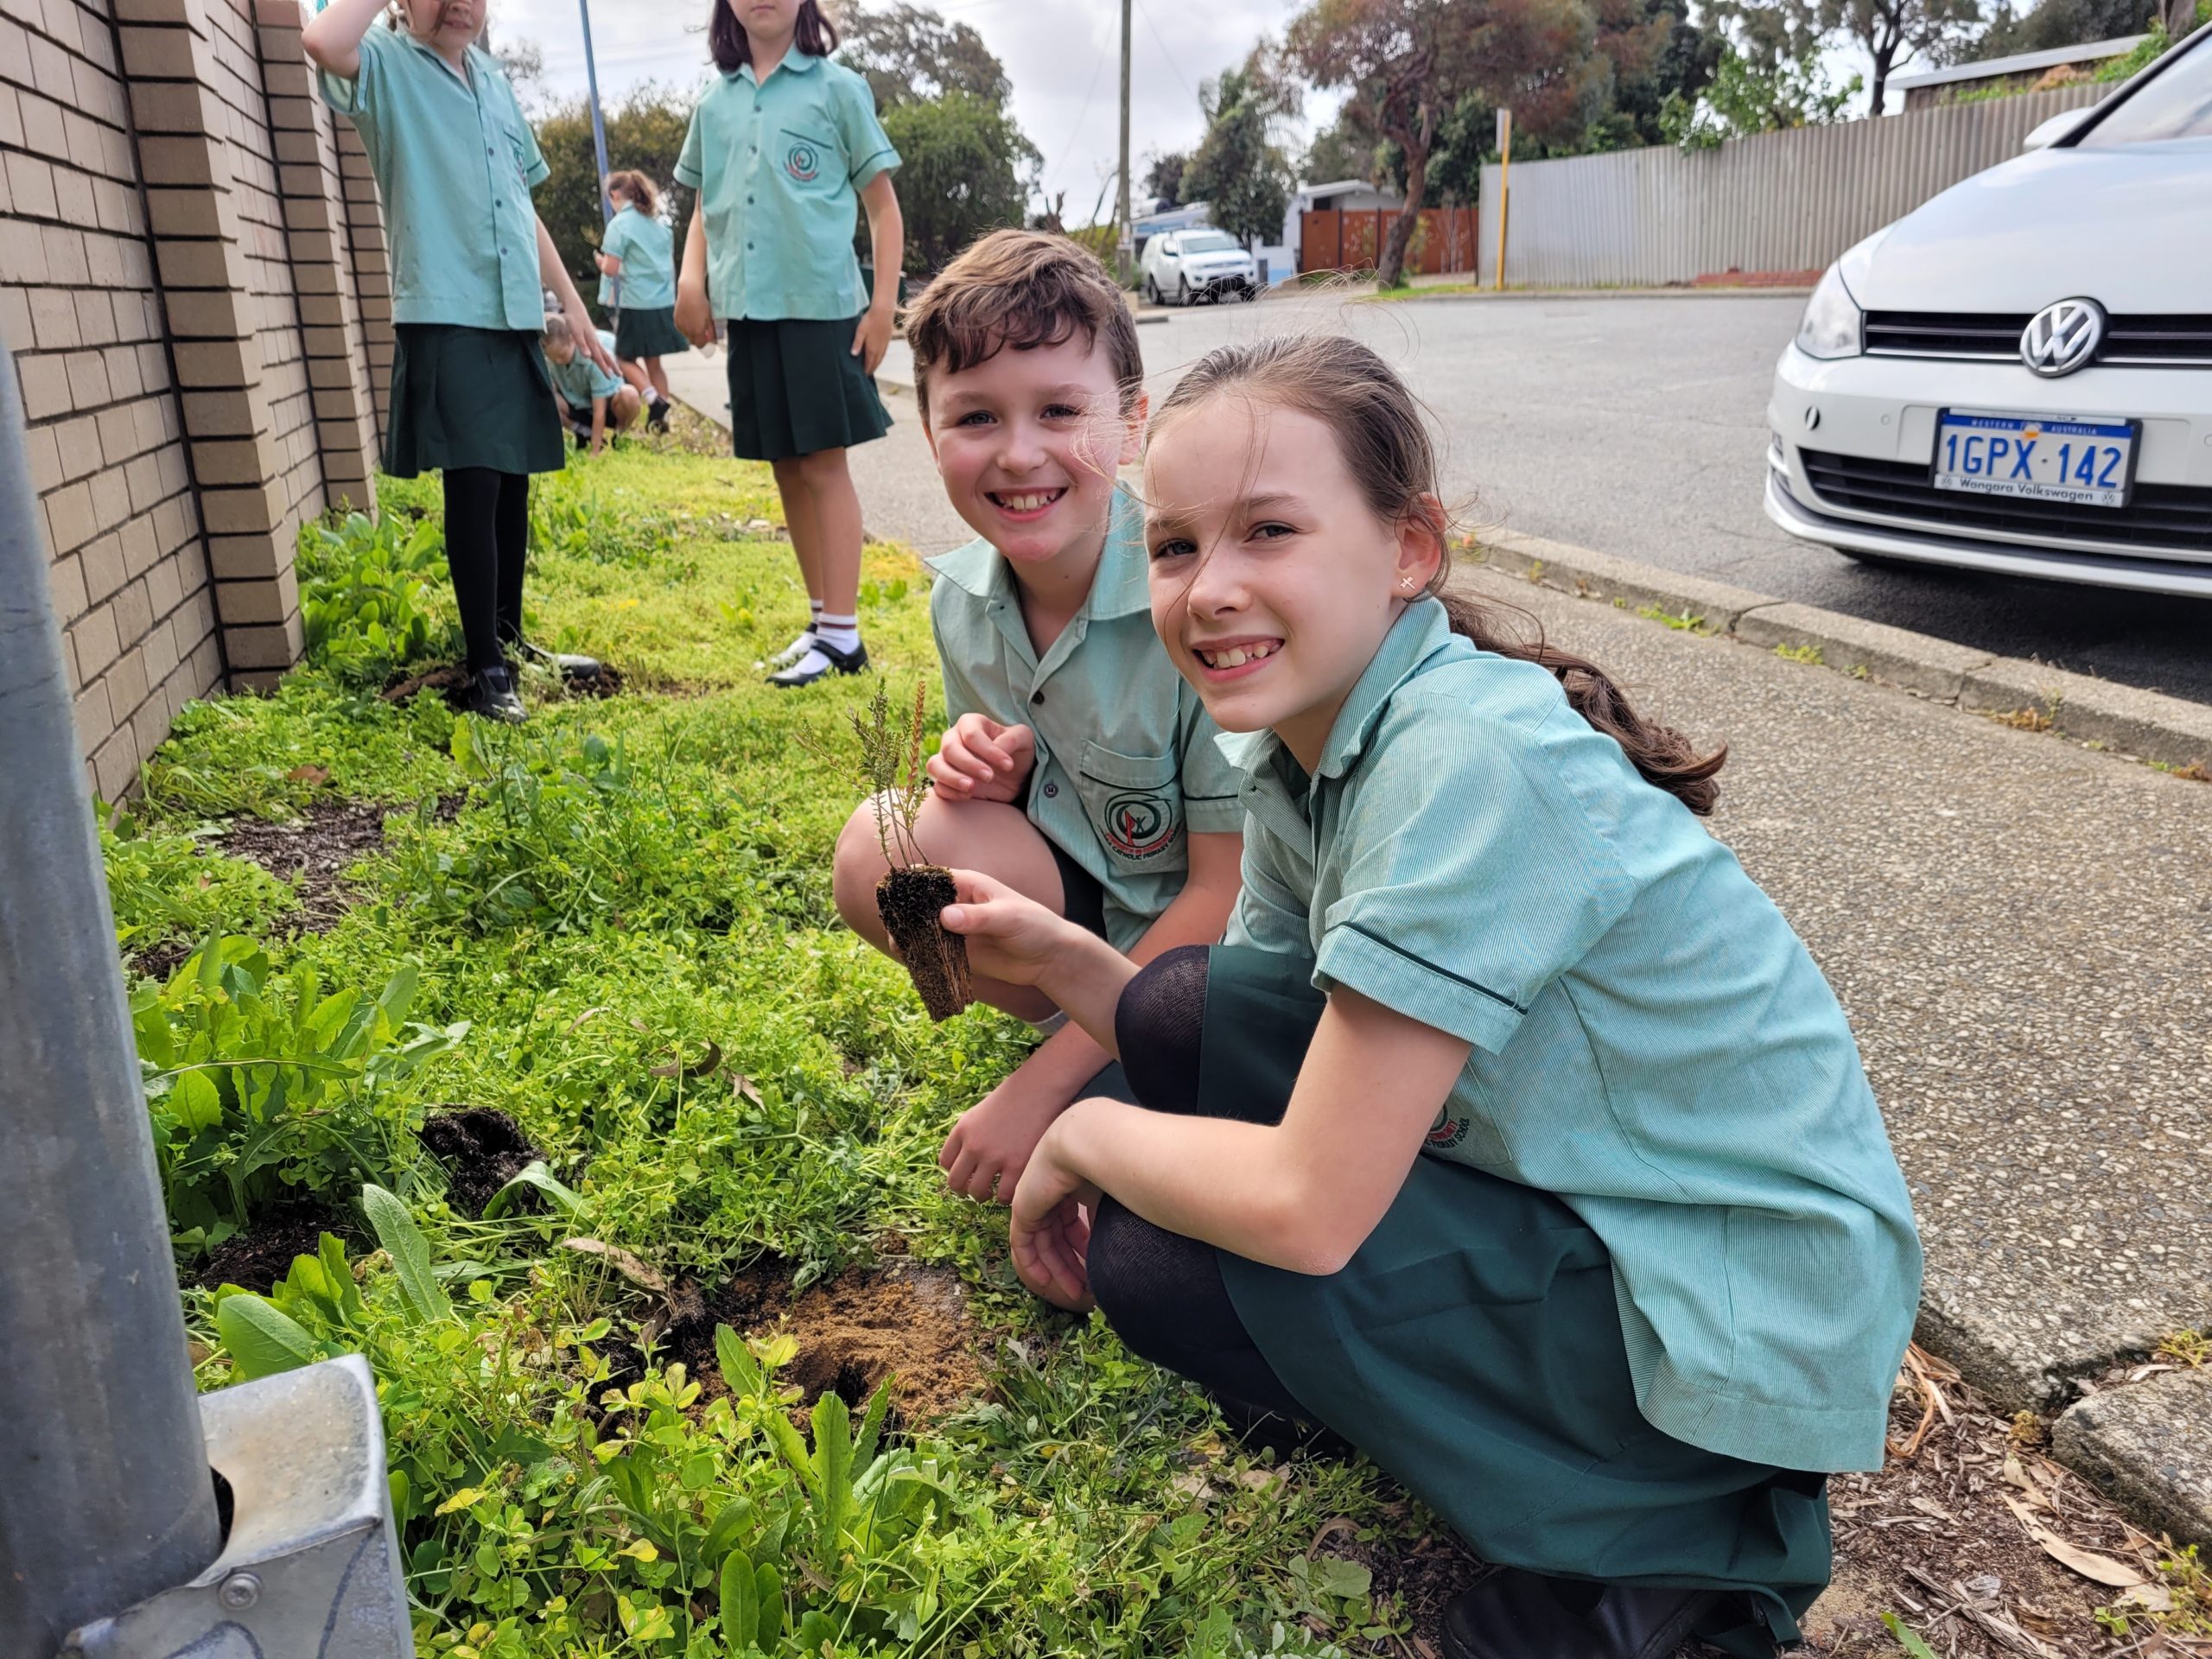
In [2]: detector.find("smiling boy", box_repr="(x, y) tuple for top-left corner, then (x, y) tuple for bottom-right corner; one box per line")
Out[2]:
(831, 230), (1244, 1203)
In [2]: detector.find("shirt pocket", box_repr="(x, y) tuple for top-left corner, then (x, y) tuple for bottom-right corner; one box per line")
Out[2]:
(1422, 1067), (1515, 1168)
(1073, 742), (1185, 876)
(776, 127), (842, 193)
(499, 118), (535, 188)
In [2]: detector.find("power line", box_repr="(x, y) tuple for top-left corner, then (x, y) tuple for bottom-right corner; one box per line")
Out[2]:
(1044, 40), (1109, 190)
(1135, 0), (1196, 100)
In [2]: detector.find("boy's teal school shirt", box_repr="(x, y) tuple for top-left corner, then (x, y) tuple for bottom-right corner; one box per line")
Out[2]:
(925, 489), (1244, 954)
(1221, 599), (1923, 1474)
(672, 51), (899, 322)
(549, 329), (623, 407)
(317, 26), (548, 333)
(598, 205), (677, 311)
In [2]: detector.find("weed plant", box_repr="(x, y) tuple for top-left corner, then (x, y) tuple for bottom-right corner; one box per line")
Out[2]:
(121, 447), (1440, 1657)
(100, 806), (299, 963)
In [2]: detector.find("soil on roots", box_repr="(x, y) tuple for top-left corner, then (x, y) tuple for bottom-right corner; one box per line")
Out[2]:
(192, 1199), (355, 1293)
(876, 865), (969, 1021)
(602, 1257), (988, 1430)
(219, 798), (400, 932)
(419, 1107), (543, 1218)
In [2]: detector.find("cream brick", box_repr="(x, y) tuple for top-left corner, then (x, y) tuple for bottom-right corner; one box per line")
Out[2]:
(73, 676), (113, 755)
(0, 285), (29, 355)
(20, 421), (61, 492)
(213, 565), (294, 625)
(41, 225), (88, 283)
(54, 415), (101, 480)
(28, 286), (79, 349)
(71, 598), (119, 676)
(5, 149), (58, 220)
(143, 549), (185, 620)
(119, 512), (160, 577)
(92, 730), (139, 804)
(111, 573), (152, 643)
(77, 527), (125, 600)
(221, 613), (301, 669)
(73, 289), (119, 348)
(16, 352), (71, 417)
(106, 642), (149, 718)
(43, 479), (95, 552)
(46, 549), (86, 621)
(89, 464), (129, 531)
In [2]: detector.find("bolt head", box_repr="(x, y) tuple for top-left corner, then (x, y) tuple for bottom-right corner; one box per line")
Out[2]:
(219, 1572), (262, 1610)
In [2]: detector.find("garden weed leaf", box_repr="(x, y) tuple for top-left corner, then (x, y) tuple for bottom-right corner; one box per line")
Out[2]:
(715, 1322), (765, 1396)
(752, 1563), (784, 1645)
(764, 1408), (817, 1497)
(718, 1548), (759, 1649)
(480, 1160), (586, 1220)
(215, 1293), (322, 1379)
(361, 1182), (452, 1322)
(812, 1388), (855, 1562)
(702, 1497), (754, 1566)
(853, 1375), (893, 1472)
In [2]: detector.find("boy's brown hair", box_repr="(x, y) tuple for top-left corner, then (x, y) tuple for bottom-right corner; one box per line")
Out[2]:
(902, 230), (1143, 419)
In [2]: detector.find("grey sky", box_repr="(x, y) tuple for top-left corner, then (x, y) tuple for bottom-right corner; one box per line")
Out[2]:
(492, 0), (1336, 217)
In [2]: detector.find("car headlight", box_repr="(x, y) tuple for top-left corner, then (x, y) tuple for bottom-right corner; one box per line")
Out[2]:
(1796, 264), (1862, 359)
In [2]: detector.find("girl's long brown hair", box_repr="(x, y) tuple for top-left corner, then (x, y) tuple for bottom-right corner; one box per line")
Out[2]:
(709, 0), (836, 73)
(1153, 335), (1727, 815)
(606, 170), (661, 217)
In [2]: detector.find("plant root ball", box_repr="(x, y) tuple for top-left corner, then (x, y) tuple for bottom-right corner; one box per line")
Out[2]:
(875, 865), (971, 1021)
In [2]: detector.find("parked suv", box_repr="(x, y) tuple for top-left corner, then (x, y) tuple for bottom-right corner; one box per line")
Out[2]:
(1141, 230), (1260, 306)
(1764, 24), (2212, 598)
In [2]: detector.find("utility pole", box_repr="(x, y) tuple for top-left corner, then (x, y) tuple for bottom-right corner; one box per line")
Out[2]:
(1117, 0), (1133, 283)
(578, 0), (617, 305)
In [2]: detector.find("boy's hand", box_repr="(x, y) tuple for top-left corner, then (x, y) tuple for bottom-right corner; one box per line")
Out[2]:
(851, 302), (894, 376)
(938, 868), (1077, 989)
(928, 715), (1033, 803)
(676, 279), (713, 348)
(940, 1064), (1075, 1203)
(1008, 1133), (1098, 1313)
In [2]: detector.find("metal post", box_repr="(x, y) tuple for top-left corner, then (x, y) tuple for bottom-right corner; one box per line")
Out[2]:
(0, 346), (226, 1651)
(1116, 0), (1133, 283)
(577, 0), (617, 308)
(1493, 107), (1513, 291)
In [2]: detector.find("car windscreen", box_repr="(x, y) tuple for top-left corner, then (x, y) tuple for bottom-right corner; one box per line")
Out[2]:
(1177, 234), (1236, 252)
(2075, 33), (2212, 144)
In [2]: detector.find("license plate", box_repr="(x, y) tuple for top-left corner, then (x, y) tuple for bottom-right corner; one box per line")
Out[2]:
(1934, 410), (2136, 509)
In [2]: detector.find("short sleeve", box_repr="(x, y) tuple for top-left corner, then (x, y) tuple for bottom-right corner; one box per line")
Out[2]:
(930, 586), (983, 727)
(513, 100), (549, 189)
(1224, 826), (1313, 959)
(601, 218), (630, 266)
(674, 104), (706, 191)
(836, 75), (899, 188)
(1178, 693), (1245, 836)
(316, 18), (387, 122)
(1313, 696), (1637, 1052)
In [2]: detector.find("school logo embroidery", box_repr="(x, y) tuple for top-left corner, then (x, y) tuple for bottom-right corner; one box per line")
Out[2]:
(785, 141), (821, 182)
(1426, 1113), (1470, 1151)
(1101, 791), (1178, 861)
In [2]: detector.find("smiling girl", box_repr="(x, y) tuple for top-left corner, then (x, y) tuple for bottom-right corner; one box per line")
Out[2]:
(673, 0), (903, 687)
(304, 0), (615, 722)
(939, 336), (1923, 1659)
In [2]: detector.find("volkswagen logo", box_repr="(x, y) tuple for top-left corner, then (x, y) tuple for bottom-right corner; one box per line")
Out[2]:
(2020, 298), (2106, 378)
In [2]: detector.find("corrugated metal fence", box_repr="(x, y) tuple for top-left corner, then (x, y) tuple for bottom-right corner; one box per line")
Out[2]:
(1476, 85), (2110, 289)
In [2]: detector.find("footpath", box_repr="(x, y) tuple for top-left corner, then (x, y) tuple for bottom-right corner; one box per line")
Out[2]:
(663, 361), (2212, 1563)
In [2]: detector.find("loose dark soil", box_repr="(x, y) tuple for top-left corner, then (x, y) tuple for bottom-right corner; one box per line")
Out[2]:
(600, 1256), (988, 1429)
(419, 1106), (543, 1218)
(876, 865), (969, 1022)
(192, 1199), (353, 1293)
(219, 798), (397, 931)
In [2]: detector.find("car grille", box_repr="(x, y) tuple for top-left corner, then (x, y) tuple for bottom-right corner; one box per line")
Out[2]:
(1801, 450), (2212, 554)
(1863, 311), (2212, 366)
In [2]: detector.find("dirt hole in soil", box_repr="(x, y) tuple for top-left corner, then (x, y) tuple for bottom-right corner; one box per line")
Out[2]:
(218, 798), (401, 931)
(604, 1256), (988, 1431)
(419, 1107), (543, 1218)
(192, 1198), (356, 1293)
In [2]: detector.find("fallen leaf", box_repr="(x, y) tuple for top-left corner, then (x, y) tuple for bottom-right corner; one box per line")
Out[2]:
(1999, 1495), (2148, 1588)
(2003, 1455), (2052, 1506)
(1910, 1496), (1956, 1521)
(2120, 1584), (2176, 1614)
(558, 1237), (668, 1295)
(286, 764), (329, 785)
(648, 1040), (721, 1081)
(1237, 1469), (1281, 1492)
(731, 1073), (763, 1105)
(1168, 1473), (1213, 1502)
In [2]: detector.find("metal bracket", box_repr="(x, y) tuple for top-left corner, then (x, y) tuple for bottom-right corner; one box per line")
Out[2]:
(61, 1356), (414, 1659)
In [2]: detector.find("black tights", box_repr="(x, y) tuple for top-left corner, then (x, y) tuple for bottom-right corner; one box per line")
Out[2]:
(1089, 946), (1311, 1428)
(442, 467), (531, 670)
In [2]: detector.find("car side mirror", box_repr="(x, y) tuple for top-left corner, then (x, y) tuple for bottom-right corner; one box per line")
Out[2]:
(2022, 110), (2084, 150)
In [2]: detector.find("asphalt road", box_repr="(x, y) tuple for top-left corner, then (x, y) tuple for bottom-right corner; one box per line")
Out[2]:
(1122, 293), (2212, 706)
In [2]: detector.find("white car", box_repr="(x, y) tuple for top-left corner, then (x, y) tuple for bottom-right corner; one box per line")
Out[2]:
(1765, 26), (2212, 597)
(1141, 230), (1260, 306)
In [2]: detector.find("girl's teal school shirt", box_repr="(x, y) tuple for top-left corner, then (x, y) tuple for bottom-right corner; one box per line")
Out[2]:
(597, 205), (676, 312)
(317, 26), (549, 332)
(672, 51), (899, 322)
(549, 329), (623, 408)
(1219, 599), (1923, 1474)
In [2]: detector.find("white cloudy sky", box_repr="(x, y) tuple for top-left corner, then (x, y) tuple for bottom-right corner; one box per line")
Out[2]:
(493, 0), (1332, 216)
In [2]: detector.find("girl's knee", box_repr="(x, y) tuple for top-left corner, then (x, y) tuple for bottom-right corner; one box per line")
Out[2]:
(796, 447), (850, 487)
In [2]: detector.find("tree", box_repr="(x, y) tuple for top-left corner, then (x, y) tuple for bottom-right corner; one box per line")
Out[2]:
(1289, 0), (1599, 287)
(1141, 149), (1188, 208)
(879, 92), (1039, 272)
(1823, 0), (1980, 111)
(1300, 114), (1385, 182)
(493, 35), (548, 115)
(1179, 48), (1300, 251)
(1658, 41), (1859, 144)
(534, 86), (696, 320)
(1965, 0), (2162, 60)
(837, 1), (1011, 107)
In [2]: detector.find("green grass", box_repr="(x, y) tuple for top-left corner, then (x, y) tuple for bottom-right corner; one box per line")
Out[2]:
(113, 439), (1448, 1658)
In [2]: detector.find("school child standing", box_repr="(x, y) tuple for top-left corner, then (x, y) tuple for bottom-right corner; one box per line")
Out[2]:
(939, 335), (1924, 1659)
(542, 316), (642, 455)
(304, 0), (612, 723)
(673, 0), (903, 689)
(595, 170), (682, 431)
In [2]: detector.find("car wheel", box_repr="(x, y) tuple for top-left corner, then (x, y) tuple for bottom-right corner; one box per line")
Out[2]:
(1142, 276), (1159, 305)
(1175, 275), (1189, 307)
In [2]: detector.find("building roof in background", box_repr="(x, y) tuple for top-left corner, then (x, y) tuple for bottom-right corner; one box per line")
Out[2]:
(1891, 35), (2145, 90)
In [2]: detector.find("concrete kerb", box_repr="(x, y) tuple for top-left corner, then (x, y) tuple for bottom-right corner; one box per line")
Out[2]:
(2054, 1367), (2212, 1548)
(1471, 527), (2212, 773)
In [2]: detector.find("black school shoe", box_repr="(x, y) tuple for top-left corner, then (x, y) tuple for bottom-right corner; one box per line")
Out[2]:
(767, 638), (868, 689)
(1441, 1567), (1720, 1659)
(508, 637), (605, 683)
(646, 397), (671, 433)
(464, 664), (527, 723)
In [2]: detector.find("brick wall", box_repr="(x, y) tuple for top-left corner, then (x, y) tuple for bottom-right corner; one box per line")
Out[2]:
(1, 0), (386, 792)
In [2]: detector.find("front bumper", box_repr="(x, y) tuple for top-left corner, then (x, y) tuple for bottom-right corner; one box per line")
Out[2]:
(1766, 344), (2212, 597)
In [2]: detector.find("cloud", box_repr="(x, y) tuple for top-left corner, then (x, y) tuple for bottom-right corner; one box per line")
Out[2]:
(493, 0), (1332, 218)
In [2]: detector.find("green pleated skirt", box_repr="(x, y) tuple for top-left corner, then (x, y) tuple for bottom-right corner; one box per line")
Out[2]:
(722, 314), (891, 462)
(385, 325), (565, 479)
(613, 306), (690, 360)
(1174, 946), (1834, 1656)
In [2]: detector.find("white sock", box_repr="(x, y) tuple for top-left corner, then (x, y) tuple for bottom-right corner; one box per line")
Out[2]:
(817, 613), (860, 654)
